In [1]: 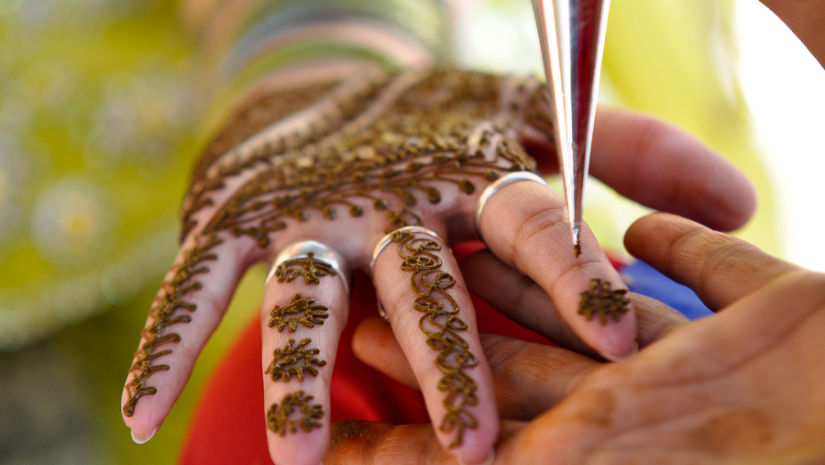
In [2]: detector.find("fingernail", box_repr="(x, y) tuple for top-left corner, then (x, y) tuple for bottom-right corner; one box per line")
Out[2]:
(602, 341), (638, 362)
(131, 427), (157, 444)
(459, 448), (494, 465)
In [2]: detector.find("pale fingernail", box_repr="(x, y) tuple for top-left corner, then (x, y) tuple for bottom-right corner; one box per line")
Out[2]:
(459, 448), (494, 465)
(131, 427), (157, 444)
(602, 341), (638, 362)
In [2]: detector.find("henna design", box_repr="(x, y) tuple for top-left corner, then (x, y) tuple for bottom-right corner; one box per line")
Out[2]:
(180, 74), (389, 240)
(266, 338), (327, 382)
(266, 391), (324, 436)
(578, 278), (630, 324)
(126, 68), (551, 415)
(385, 208), (423, 234)
(123, 234), (222, 417)
(392, 228), (478, 448)
(269, 294), (329, 333)
(331, 419), (371, 447)
(274, 252), (337, 285)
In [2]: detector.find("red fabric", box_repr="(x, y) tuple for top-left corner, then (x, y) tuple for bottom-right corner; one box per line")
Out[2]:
(180, 241), (611, 464)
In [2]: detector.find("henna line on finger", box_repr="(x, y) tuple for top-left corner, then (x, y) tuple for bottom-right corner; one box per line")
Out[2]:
(392, 228), (479, 448)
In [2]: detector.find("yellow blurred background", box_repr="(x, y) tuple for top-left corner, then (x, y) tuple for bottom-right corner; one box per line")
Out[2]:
(0, 0), (821, 463)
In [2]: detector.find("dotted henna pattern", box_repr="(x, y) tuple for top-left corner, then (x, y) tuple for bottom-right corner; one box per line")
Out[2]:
(266, 390), (324, 436)
(274, 252), (337, 285)
(266, 338), (327, 382)
(269, 294), (329, 333)
(124, 68), (551, 417)
(578, 278), (630, 324)
(392, 228), (478, 448)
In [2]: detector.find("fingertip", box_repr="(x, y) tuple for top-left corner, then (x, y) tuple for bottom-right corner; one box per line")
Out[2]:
(623, 212), (700, 260)
(452, 425), (499, 465)
(698, 165), (758, 232)
(459, 448), (495, 465)
(130, 426), (157, 445)
(351, 316), (392, 360)
(585, 308), (638, 362)
(592, 108), (757, 231)
(602, 341), (639, 362)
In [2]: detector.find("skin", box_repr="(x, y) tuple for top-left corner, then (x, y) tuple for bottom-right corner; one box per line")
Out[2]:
(121, 79), (755, 465)
(161, 1), (816, 462)
(331, 213), (825, 465)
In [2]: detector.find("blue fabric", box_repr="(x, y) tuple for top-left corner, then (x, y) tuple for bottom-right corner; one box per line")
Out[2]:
(623, 260), (713, 320)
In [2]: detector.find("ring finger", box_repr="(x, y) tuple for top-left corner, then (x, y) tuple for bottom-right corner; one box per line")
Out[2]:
(260, 240), (350, 465)
(371, 225), (497, 465)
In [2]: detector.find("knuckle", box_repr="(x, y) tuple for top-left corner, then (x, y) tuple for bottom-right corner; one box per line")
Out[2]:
(482, 335), (524, 375)
(512, 204), (566, 270)
(696, 239), (751, 293)
(371, 425), (429, 465)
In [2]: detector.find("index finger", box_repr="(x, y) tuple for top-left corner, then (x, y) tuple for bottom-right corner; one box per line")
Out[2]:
(476, 178), (637, 361)
(624, 213), (799, 309)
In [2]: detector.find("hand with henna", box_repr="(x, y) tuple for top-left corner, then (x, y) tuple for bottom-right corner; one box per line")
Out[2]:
(331, 213), (825, 465)
(120, 66), (754, 465)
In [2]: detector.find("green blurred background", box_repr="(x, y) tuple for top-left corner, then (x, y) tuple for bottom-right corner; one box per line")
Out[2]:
(1, 0), (806, 463)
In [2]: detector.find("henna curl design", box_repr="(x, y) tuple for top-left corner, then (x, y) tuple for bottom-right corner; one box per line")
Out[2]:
(266, 391), (324, 436)
(266, 338), (327, 382)
(269, 294), (329, 333)
(392, 228), (478, 448)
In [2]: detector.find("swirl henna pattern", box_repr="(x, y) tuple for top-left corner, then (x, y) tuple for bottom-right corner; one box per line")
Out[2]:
(123, 68), (553, 419)
(266, 390), (324, 436)
(393, 228), (479, 448)
(266, 338), (327, 382)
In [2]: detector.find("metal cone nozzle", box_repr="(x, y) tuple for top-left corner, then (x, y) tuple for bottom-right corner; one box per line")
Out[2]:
(531, 0), (610, 256)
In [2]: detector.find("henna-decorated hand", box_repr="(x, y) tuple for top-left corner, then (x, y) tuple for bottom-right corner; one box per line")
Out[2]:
(331, 213), (825, 465)
(120, 67), (754, 465)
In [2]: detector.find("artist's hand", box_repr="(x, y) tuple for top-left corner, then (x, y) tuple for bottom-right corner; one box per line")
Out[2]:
(759, 0), (825, 68)
(330, 213), (825, 465)
(120, 67), (754, 465)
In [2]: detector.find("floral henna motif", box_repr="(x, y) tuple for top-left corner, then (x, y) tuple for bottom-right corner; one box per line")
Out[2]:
(578, 278), (630, 324)
(274, 252), (337, 285)
(266, 391), (324, 436)
(266, 338), (327, 382)
(125, 68), (552, 417)
(392, 228), (478, 448)
(269, 294), (329, 332)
